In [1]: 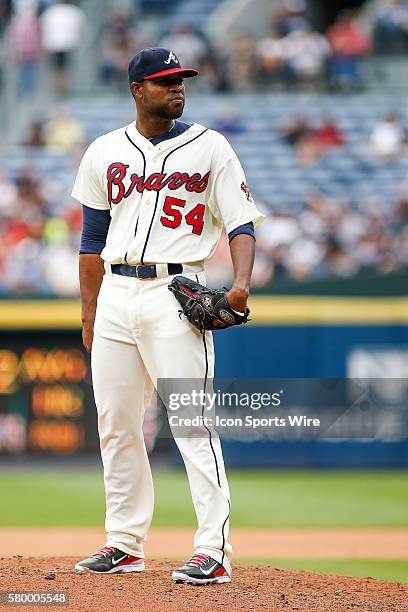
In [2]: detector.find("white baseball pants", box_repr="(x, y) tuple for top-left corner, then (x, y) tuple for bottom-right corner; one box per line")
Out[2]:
(91, 265), (232, 565)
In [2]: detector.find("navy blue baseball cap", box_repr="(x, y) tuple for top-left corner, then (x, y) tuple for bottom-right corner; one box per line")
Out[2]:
(128, 47), (199, 83)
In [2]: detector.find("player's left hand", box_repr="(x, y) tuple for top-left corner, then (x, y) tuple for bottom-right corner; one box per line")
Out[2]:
(217, 287), (249, 329)
(225, 287), (249, 313)
(168, 276), (250, 333)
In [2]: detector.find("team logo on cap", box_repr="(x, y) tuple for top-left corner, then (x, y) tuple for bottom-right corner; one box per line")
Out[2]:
(164, 51), (179, 65)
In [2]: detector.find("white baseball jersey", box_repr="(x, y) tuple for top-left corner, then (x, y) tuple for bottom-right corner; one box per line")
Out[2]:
(72, 121), (264, 264)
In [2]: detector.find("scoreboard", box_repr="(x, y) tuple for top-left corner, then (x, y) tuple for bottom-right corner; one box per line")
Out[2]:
(0, 332), (98, 454)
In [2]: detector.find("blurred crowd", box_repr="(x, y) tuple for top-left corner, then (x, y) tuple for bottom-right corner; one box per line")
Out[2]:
(2, 0), (408, 98)
(1, 0), (408, 295)
(254, 4), (371, 92)
(5, 0), (84, 96)
(252, 189), (408, 285)
(0, 160), (81, 297)
(77, 0), (408, 92)
(1, 105), (408, 295)
(279, 112), (408, 164)
(227, 0), (408, 91)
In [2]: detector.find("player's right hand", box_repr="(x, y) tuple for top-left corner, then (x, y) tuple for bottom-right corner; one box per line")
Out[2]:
(82, 321), (94, 353)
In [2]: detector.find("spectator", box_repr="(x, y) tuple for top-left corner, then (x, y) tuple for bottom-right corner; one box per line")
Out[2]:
(256, 211), (300, 252)
(320, 236), (359, 277)
(1, 235), (48, 295)
(281, 116), (313, 146)
(355, 229), (386, 268)
(286, 234), (324, 279)
(299, 191), (331, 239)
(24, 120), (45, 147)
(0, 169), (18, 217)
(314, 117), (345, 149)
(394, 188), (408, 226)
(225, 33), (258, 91)
(296, 131), (323, 164)
(272, 0), (308, 37)
(40, 0), (84, 95)
(281, 116), (326, 163)
(15, 169), (45, 210)
(282, 115), (344, 162)
(100, 9), (146, 91)
(336, 201), (367, 247)
(282, 25), (330, 88)
(326, 10), (370, 90)
(44, 107), (84, 151)
(374, 0), (408, 54)
(7, 0), (42, 96)
(368, 114), (405, 159)
(256, 28), (285, 87)
(44, 239), (80, 296)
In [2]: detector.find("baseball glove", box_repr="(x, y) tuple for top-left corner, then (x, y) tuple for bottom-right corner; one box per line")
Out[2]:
(168, 275), (250, 333)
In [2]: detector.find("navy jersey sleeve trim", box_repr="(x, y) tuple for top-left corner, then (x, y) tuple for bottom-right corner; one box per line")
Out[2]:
(80, 205), (111, 254)
(228, 222), (255, 243)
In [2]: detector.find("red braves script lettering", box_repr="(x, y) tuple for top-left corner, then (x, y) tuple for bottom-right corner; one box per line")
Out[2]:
(107, 163), (210, 206)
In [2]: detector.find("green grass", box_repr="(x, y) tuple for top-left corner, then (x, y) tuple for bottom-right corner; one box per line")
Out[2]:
(0, 469), (407, 528)
(237, 559), (408, 584)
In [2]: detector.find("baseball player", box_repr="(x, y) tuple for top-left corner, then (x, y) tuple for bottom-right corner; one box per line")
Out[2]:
(72, 47), (264, 584)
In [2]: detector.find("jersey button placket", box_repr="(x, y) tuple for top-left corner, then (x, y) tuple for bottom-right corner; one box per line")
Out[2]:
(127, 191), (148, 263)
(131, 155), (158, 262)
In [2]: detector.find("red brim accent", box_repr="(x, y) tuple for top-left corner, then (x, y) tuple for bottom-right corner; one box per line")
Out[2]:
(144, 67), (199, 80)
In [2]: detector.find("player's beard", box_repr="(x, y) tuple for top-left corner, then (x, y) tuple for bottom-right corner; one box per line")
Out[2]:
(154, 102), (184, 120)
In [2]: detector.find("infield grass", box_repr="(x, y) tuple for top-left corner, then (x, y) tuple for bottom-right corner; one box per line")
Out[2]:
(236, 559), (408, 583)
(0, 469), (407, 528)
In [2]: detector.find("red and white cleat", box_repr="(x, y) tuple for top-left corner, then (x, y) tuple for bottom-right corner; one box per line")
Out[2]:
(75, 546), (144, 574)
(172, 553), (231, 585)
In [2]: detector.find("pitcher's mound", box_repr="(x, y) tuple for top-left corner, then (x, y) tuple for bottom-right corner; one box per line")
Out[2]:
(1, 557), (407, 612)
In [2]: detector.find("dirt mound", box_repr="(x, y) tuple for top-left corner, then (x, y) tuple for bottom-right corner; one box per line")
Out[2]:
(0, 557), (407, 612)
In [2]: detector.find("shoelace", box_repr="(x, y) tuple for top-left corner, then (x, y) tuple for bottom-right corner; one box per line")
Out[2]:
(186, 554), (211, 568)
(92, 546), (117, 559)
